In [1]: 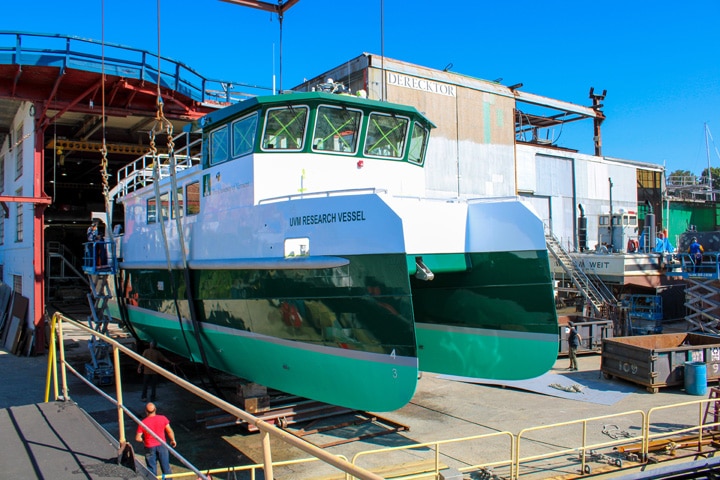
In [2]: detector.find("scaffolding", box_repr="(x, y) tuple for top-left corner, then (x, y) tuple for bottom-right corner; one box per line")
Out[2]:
(81, 239), (118, 385)
(667, 252), (720, 333)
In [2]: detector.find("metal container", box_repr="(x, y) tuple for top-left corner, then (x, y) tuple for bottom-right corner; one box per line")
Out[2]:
(601, 333), (720, 393)
(558, 317), (614, 356)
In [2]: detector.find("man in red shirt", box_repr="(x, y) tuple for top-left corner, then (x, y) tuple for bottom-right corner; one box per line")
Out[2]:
(135, 402), (177, 477)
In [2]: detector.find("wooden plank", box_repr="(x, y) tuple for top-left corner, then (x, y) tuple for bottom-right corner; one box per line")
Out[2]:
(6, 293), (28, 355)
(0, 283), (12, 331)
(2, 315), (20, 352)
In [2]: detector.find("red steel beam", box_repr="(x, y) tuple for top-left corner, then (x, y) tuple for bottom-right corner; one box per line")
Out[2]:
(33, 123), (47, 354)
(220, 0), (300, 14)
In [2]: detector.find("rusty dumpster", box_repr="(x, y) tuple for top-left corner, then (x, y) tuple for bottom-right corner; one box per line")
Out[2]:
(601, 333), (720, 393)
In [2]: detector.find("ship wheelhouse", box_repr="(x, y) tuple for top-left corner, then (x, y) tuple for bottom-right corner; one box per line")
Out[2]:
(201, 92), (434, 168)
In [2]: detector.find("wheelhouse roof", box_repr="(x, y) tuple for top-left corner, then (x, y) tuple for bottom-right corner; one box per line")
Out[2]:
(193, 91), (437, 132)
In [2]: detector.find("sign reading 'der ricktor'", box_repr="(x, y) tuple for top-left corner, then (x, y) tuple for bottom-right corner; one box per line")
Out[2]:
(386, 72), (456, 97)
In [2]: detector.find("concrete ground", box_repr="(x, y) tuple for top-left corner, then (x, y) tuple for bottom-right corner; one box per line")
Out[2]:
(1, 316), (716, 479)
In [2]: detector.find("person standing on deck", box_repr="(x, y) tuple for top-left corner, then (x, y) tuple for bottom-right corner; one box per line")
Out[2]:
(139, 340), (172, 401)
(567, 322), (582, 371)
(135, 402), (177, 477)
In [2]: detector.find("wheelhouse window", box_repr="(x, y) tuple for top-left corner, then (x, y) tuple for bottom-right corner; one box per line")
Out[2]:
(172, 187), (184, 219)
(312, 106), (361, 154)
(408, 122), (429, 165)
(186, 181), (200, 216)
(15, 124), (23, 179)
(160, 192), (170, 221)
(261, 106), (308, 151)
(232, 112), (258, 158)
(15, 188), (22, 242)
(209, 125), (229, 165)
(147, 197), (157, 224)
(364, 113), (409, 159)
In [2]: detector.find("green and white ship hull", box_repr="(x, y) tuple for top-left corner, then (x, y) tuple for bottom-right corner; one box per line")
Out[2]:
(107, 91), (558, 412)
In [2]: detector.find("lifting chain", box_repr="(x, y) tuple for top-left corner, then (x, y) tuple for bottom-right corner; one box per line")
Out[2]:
(100, 141), (111, 206)
(149, 97), (174, 165)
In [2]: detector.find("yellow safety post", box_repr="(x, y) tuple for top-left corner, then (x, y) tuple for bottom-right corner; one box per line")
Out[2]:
(260, 428), (274, 480)
(58, 315), (68, 400)
(44, 313), (58, 402)
(113, 346), (125, 444)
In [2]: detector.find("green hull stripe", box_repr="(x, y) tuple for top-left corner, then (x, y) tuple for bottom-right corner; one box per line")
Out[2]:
(406, 253), (470, 274)
(121, 305), (417, 412)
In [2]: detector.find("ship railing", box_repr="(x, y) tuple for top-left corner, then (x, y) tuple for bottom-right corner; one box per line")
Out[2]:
(258, 188), (387, 204)
(669, 252), (720, 280)
(111, 131), (202, 199)
(46, 313), (385, 480)
(81, 240), (118, 275)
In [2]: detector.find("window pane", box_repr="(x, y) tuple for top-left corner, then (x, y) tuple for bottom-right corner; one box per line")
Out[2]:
(312, 106), (361, 153)
(15, 124), (23, 179)
(233, 113), (258, 158)
(364, 113), (408, 158)
(186, 181), (200, 215)
(262, 107), (308, 150)
(147, 197), (157, 224)
(160, 192), (170, 221)
(210, 125), (229, 165)
(408, 122), (428, 164)
(172, 187), (184, 219)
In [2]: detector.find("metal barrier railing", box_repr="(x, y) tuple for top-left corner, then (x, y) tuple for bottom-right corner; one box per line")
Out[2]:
(671, 252), (720, 279)
(515, 410), (646, 478)
(351, 431), (515, 480)
(165, 456), (350, 480)
(646, 398), (720, 453)
(44, 312), (384, 480)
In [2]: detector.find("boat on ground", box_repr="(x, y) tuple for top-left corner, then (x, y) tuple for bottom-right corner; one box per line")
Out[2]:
(101, 88), (558, 411)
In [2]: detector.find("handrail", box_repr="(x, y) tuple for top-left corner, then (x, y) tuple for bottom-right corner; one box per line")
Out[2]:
(515, 410), (646, 477)
(259, 188), (387, 204)
(351, 431), (515, 479)
(646, 397), (720, 451)
(165, 456), (351, 479)
(45, 312), (384, 480)
(671, 252), (720, 279)
(111, 131), (203, 199)
(0, 31), (269, 104)
(545, 229), (616, 315)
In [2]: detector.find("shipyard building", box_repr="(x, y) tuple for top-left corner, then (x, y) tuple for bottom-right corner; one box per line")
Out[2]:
(296, 54), (664, 254)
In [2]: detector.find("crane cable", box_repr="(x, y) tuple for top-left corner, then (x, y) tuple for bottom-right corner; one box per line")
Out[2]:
(98, 0), (139, 341)
(149, 0), (222, 399)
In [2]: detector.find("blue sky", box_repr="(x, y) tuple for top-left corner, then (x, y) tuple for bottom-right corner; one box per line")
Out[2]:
(1, 0), (719, 175)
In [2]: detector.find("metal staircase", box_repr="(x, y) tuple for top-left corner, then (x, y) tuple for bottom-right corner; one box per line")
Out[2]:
(546, 232), (618, 317)
(46, 242), (90, 303)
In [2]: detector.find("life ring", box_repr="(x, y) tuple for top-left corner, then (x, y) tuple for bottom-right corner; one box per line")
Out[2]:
(627, 238), (638, 253)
